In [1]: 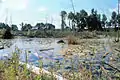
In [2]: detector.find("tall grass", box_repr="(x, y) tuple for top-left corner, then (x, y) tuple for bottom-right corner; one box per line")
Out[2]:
(0, 48), (93, 80)
(0, 48), (56, 80)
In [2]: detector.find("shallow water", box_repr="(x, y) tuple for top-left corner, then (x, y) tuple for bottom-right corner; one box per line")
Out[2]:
(0, 37), (119, 77)
(0, 38), (68, 69)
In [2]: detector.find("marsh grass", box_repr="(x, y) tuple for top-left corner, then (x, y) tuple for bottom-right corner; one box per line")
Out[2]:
(0, 46), (119, 80)
(0, 49), (57, 80)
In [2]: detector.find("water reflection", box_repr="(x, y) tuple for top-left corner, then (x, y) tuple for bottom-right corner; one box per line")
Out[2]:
(0, 38), (67, 69)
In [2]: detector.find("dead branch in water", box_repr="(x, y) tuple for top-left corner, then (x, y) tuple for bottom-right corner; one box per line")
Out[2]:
(104, 62), (120, 72)
(39, 48), (54, 51)
(115, 48), (120, 52)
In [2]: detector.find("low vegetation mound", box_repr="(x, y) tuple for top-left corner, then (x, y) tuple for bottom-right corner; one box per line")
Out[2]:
(67, 35), (80, 45)
(2, 29), (13, 39)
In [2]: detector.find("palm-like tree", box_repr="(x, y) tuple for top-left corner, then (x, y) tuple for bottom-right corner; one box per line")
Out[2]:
(68, 12), (75, 31)
(60, 11), (67, 31)
(79, 9), (88, 30)
(111, 11), (120, 42)
(111, 11), (117, 32)
(102, 14), (107, 31)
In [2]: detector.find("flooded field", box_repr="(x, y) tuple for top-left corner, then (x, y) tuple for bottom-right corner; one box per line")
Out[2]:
(0, 37), (120, 79)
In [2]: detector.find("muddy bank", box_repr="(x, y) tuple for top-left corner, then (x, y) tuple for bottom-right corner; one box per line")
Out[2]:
(60, 38), (120, 68)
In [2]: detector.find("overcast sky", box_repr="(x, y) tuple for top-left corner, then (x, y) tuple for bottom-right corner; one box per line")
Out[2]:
(0, 0), (119, 29)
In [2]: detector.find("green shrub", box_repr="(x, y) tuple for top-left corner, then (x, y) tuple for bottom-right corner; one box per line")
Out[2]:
(2, 29), (13, 39)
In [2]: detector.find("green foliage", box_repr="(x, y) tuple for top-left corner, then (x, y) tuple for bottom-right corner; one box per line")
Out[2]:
(27, 30), (35, 38)
(61, 11), (67, 31)
(45, 23), (55, 30)
(102, 14), (107, 30)
(11, 24), (18, 31)
(2, 28), (13, 39)
(68, 11), (75, 31)
(111, 11), (118, 32)
(0, 49), (57, 80)
(21, 23), (32, 31)
(0, 23), (10, 29)
(35, 23), (45, 30)
(67, 9), (103, 31)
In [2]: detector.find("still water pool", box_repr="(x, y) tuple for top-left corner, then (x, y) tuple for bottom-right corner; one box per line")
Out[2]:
(0, 38), (68, 69)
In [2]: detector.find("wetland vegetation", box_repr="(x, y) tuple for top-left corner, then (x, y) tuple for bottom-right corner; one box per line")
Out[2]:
(0, 0), (120, 80)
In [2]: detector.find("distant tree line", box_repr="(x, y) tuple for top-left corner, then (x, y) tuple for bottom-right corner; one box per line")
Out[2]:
(0, 23), (10, 29)
(0, 22), (55, 31)
(0, 23), (18, 31)
(0, 8), (119, 32)
(21, 22), (55, 31)
(61, 8), (120, 32)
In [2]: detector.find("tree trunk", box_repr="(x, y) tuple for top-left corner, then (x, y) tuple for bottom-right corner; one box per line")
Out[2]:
(72, 20), (75, 32)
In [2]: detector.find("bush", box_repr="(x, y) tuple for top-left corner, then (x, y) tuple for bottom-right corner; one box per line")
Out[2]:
(67, 35), (79, 45)
(2, 29), (13, 39)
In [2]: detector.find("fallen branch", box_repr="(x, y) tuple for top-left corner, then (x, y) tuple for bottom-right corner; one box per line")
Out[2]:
(104, 62), (120, 72)
(103, 52), (109, 58)
(39, 48), (54, 51)
(115, 48), (120, 52)
(19, 61), (67, 80)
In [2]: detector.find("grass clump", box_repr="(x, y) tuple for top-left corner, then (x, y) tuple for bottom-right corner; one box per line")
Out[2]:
(67, 35), (80, 45)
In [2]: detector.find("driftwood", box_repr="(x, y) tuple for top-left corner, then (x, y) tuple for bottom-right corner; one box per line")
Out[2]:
(39, 48), (54, 51)
(104, 62), (120, 72)
(115, 48), (120, 52)
(103, 52), (109, 58)
(19, 61), (67, 80)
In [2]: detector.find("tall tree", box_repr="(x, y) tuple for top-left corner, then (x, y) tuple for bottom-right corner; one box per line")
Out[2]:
(111, 11), (117, 31)
(68, 12), (75, 31)
(102, 14), (107, 30)
(116, 13), (120, 42)
(20, 22), (24, 31)
(79, 9), (88, 31)
(60, 11), (67, 31)
(87, 9), (103, 31)
(117, 14), (120, 26)
(75, 12), (81, 30)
